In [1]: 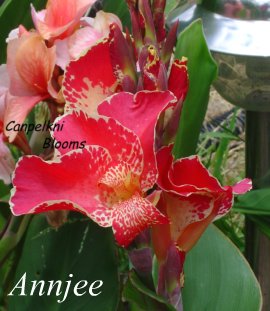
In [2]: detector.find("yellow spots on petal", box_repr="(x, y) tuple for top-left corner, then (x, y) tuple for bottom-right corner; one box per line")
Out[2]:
(98, 161), (141, 206)
(64, 77), (117, 115)
(173, 56), (188, 70)
(146, 45), (160, 70)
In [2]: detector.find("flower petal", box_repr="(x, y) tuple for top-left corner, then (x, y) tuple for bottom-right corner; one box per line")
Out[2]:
(177, 211), (216, 252)
(152, 0), (166, 43)
(0, 65), (9, 122)
(10, 146), (111, 217)
(7, 33), (55, 97)
(93, 11), (122, 35)
(156, 145), (222, 193)
(53, 112), (144, 176)
(109, 24), (137, 92)
(152, 194), (173, 263)
(214, 189), (234, 218)
(169, 155), (222, 192)
(99, 161), (140, 202)
(55, 38), (71, 70)
(164, 192), (215, 252)
(0, 134), (15, 185)
(111, 193), (168, 247)
(156, 144), (175, 191)
(140, 45), (167, 91)
(31, 0), (95, 41)
(0, 64), (9, 95)
(168, 58), (189, 102)
(4, 93), (46, 142)
(232, 178), (252, 194)
(156, 144), (226, 196)
(161, 21), (179, 68)
(98, 91), (176, 190)
(68, 27), (102, 59)
(63, 39), (118, 114)
(55, 26), (103, 70)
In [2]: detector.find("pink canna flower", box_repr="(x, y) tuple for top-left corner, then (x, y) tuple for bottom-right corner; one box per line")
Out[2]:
(31, 0), (96, 42)
(4, 31), (57, 142)
(84, 10), (122, 35)
(152, 144), (252, 260)
(10, 112), (168, 247)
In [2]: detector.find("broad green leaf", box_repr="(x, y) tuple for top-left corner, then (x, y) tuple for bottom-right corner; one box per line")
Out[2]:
(214, 217), (245, 252)
(8, 214), (119, 311)
(182, 225), (262, 311)
(123, 271), (176, 311)
(234, 189), (270, 215)
(173, 20), (218, 158)
(0, 0), (47, 64)
(103, 0), (131, 30)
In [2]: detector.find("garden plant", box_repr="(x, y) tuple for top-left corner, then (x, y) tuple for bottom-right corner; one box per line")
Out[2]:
(0, 0), (265, 310)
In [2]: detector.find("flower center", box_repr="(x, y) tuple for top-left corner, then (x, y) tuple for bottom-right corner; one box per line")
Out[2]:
(98, 161), (141, 206)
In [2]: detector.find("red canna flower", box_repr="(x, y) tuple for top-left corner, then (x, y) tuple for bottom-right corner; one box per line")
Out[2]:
(63, 38), (119, 115)
(151, 145), (252, 300)
(55, 11), (122, 70)
(97, 91), (177, 189)
(10, 112), (168, 247)
(152, 144), (252, 260)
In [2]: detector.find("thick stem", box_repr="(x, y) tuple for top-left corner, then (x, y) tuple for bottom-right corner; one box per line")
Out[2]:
(0, 215), (31, 266)
(128, 230), (155, 290)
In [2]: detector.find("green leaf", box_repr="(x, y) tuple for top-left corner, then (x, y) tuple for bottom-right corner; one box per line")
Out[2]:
(0, 216), (31, 264)
(165, 0), (181, 16)
(234, 189), (270, 215)
(0, 0), (47, 64)
(173, 19), (218, 158)
(182, 225), (262, 311)
(103, 0), (131, 30)
(7, 214), (119, 310)
(212, 109), (238, 182)
(214, 217), (245, 252)
(0, 181), (11, 201)
(123, 271), (176, 311)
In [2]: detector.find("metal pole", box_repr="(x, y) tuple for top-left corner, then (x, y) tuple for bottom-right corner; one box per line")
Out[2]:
(246, 111), (270, 310)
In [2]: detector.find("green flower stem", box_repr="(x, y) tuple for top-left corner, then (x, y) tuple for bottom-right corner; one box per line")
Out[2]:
(0, 215), (32, 265)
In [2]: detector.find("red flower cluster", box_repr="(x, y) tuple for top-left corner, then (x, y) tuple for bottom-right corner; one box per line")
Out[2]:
(4, 0), (251, 255)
